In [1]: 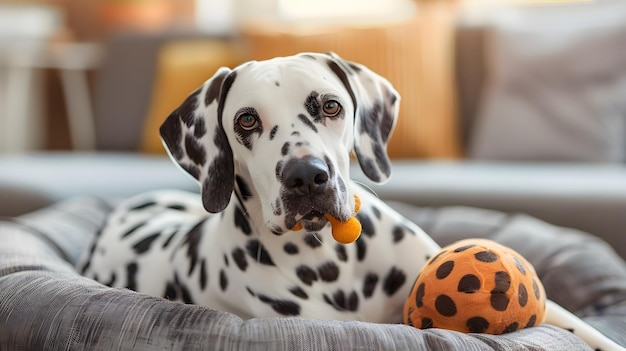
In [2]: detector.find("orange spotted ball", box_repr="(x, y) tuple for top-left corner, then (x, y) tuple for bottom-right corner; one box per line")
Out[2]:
(403, 239), (546, 334)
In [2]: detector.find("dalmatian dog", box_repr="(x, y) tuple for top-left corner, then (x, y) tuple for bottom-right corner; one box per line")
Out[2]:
(79, 52), (624, 350)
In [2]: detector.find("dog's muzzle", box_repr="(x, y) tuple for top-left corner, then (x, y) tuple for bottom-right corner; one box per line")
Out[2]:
(282, 156), (330, 197)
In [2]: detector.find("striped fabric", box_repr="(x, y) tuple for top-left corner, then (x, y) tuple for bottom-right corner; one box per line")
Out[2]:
(1, 197), (624, 350)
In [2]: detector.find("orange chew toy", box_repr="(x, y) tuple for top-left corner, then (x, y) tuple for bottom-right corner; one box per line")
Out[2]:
(292, 195), (362, 244)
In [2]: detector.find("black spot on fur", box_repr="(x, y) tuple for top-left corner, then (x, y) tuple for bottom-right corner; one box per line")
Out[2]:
(335, 244), (348, 262)
(219, 269), (228, 291)
(200, 259), (208, 290)
(269, 125), (279, 140)
(182, 164), (200, 179)
(357, 213), (375, 237)
(164, 282), (177, 300)
(132, 233), (160, 254)
(183, 219), (205, 276)
(234, 206), (252, 235)
(326, 60), (356, 110)
(235, 175), (253, 201)
(317, 262), (340, 282)
(185, 133), (207, 166)
(275, 81), (280, 87)
(258, 295), (301, 316)
(392, 225), (405, 243)
(174, 273), (194, 304)
(126, 262), (138, 291)
(202, 126), (234, 213)
(289, 287), (309, 299)
(193, 118), (206, 139)
(297, 114), (318, 133)
(296, 265), (318, 286)
(284, 242), (299, 255)
(103, 273), (116, 287)
(232, 247), (248, 271)
(167, 204), (186, 211)
(246, 239), (275, 266)
(304, 91), (321, 121)
(275, 160), (284, 181)
(383, 266), (406, 296)
(324, 290), (359, 312)
(223, 254), (229, 267)
(355, 236), (367, 261)
(363, 273), (379, 298)
(281, 143), (290, 156)
(304, 233), (323, 248)
(160, 88), (202, 161)
(204, 69), (228, 106)
(162, 229), (177, 249)
(121, 222), (146, 239)
(466, 317), (490, 333)
(128, 201), (156, 211)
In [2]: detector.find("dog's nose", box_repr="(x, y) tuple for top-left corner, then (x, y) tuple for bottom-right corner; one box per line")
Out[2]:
(282, 157), (330, 196)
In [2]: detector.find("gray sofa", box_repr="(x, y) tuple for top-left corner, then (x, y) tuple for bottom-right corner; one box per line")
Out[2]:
(1, 2), (626, 349)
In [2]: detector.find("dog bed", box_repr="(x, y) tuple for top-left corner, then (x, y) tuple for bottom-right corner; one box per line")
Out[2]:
(1, 197), (624, 350)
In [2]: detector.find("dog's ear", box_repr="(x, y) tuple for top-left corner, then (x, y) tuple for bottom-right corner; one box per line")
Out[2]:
(323, 52), (400, 183)
(160, 67), (236, 213)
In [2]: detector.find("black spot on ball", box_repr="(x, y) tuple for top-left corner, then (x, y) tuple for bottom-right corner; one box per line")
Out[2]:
(435, 294), (457, 317)
(436, 261), (455, 279)
(296, 265), (318, 286)
(454, 244), (475, 252)
(363, 273), (379, 298)
(466, 317), (490, 333)
(493, 271), (511, 293)
(421, 317), (434, 329)
(458, 274), (481, 293)
(383, 267), (406, 296)
(475, 250), (498, 263)
(503, 322), (520, 334)
(415, 283), (426, 308)
(512, 256), (527, 275)
(518, 283), (529, 307)
(525, 314), (537, 328)
(490, 293), (510, 311)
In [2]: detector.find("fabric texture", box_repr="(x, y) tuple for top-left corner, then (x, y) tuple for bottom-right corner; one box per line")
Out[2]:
(468, 1), (626, 162)
(3, 197), (625, 350)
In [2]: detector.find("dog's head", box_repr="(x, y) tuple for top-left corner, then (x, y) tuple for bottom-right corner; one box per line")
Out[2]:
(160, 52), (399, 234)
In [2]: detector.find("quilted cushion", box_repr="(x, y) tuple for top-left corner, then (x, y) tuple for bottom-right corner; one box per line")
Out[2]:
(2, 197), (623, 350)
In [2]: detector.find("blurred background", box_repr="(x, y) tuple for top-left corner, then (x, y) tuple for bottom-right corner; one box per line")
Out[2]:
(2, 0), (626, 259)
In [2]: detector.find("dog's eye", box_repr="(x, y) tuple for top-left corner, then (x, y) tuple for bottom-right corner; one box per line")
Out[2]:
(238, 114), (259, 130)
(323, 100), (341, 117)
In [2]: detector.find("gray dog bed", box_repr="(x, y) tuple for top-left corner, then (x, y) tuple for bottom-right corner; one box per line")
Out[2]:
(1, 197), (625, 350)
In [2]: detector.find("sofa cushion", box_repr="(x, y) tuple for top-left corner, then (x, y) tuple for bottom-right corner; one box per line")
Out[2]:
(467, 2), (626, 162)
